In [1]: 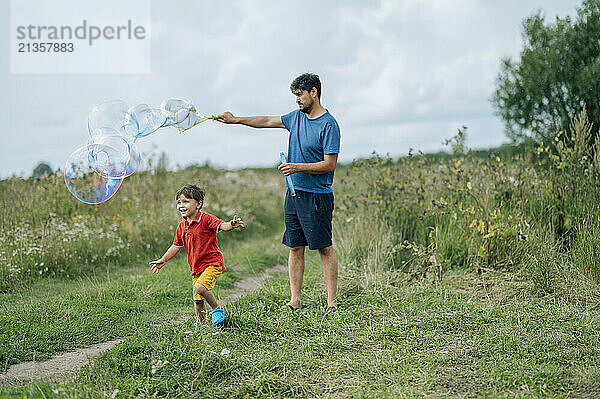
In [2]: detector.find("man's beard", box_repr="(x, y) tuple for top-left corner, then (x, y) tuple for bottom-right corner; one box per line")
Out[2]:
(299, 102), (313, 114)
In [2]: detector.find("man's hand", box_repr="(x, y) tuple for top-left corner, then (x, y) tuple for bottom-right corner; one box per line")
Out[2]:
(230, 215), (245, 229)
(278, 162), (301, 176)
(217, 112), (237, 124)
(279, 155), (338, 176)
(149, 259), (166, 274)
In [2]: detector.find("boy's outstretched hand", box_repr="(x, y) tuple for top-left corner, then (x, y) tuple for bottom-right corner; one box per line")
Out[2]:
(219, 215), (245, 232)
(230, 215), (245, 229)
(149, 259), (166, 274)
(148, 245), (180, 273)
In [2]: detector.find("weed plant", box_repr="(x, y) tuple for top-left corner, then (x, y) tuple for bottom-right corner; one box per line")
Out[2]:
(334, 111), (600, 299)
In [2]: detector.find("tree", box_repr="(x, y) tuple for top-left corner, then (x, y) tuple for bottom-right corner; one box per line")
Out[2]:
(32, 162), (53, 179)
(492, 0), (600, 144)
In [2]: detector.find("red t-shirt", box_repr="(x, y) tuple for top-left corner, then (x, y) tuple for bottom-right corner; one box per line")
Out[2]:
(173, 211), (224, 275)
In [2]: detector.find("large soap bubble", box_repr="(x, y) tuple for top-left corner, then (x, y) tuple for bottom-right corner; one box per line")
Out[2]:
(66, 98), (218, 204)
(88, 100), (128, 131)
(126, 104), (167, 138)
(88, 131), (140, 178)
(88, 100), (138, 143)
(64, 144), (124, 204)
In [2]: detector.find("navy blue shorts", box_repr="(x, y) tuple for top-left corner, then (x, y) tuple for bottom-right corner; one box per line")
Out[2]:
(282, 189), (334, 250)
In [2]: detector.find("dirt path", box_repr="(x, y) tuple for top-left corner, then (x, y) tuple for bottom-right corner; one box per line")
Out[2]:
(0, 264), (287, 386)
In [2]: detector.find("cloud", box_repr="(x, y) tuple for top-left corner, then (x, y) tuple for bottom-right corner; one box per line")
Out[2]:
(0, 0), (581, 177)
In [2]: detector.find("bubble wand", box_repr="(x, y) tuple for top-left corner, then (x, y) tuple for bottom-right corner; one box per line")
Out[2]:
(172, 110), (220, 134)
(279, 152), (296, 197)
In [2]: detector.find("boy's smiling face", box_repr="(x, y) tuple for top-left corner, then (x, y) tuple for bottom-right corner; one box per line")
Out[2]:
(177, 194), (202, 221)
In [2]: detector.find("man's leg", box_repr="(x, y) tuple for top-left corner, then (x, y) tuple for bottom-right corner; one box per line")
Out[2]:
(287, 246), (305, 309)
(318, 245), (338, 308)
(194, 299), (205, 322)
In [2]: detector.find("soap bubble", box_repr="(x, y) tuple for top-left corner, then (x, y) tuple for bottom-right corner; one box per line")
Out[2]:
(64, 144), (124, 204)
(126, 104), (167, 138)
(161, 98), (192, 117)
(160, 98), (199, 130)
(88, 100), (137, 143)
(66, 97), (217, 203)
(88, 130), (136, 178)
(120, 119), (139, 143)
(88, 100), (129, 132)
(175, 109), (201, 131)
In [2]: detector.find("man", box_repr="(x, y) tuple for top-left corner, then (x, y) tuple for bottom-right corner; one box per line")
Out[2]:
(218, 73), (341, 310)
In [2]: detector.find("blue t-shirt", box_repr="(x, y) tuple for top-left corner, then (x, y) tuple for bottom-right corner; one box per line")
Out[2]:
(281, 109), (341, 194)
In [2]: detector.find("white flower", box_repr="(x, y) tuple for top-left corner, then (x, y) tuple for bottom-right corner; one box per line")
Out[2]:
(151, 360), (169, 374)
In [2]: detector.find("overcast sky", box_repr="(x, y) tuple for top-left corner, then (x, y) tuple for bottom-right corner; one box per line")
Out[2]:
(0, 0), (582, 178)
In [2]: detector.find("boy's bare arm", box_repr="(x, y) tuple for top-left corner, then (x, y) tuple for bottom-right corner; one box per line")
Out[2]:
(217, 112), (285, 129)
(149, 245), (181, 273)
(219, 215), (245, 232)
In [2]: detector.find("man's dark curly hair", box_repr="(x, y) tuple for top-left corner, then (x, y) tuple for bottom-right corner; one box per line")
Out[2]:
(290, 73), (321, 100)
(176, 184), (205, 204)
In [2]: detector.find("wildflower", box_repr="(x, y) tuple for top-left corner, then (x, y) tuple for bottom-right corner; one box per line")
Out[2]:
(151, 360), (169, 374)
(220, 348), (231, 357)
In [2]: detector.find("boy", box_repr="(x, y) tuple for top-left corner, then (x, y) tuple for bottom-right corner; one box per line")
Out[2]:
(149, 184), (244, 326)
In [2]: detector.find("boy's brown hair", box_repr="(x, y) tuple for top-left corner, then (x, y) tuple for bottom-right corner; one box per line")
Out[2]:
(176, 184), (205, 204)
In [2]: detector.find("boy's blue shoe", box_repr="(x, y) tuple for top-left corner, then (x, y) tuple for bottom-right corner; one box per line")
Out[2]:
(211, 307), (225, 325)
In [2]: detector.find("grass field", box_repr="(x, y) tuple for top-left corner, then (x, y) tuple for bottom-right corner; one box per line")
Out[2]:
(3, 258), (600, 398)
(1, 112), (600, 397)
(0, 236), (285, 368)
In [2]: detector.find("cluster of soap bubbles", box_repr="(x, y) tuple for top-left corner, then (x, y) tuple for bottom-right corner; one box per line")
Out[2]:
(65, 99), (215, 204)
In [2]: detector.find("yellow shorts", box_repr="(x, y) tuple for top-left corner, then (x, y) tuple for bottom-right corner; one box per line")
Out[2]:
(192, 265), (223, 301)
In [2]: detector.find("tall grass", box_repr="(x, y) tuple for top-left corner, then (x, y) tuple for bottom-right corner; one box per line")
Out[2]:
(0, 160), (284, 293)
(333, 111), (600, 299)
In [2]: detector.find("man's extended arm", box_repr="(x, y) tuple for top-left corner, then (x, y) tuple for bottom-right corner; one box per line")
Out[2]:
(278, 154), (338, 176)
(217, 112), (285, 129)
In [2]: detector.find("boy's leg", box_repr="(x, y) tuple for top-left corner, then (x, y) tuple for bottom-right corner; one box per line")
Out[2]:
(194, 283), (219, 309)
(287, 246), (305, 309)
(193, 265), (223, 310)
(194, 299), (206, 322)
(318, 245), (338, 308)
